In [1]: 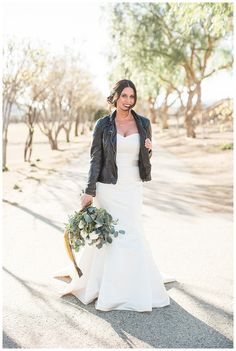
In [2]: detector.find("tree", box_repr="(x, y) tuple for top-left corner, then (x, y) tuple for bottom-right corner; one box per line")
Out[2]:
(106, 2), (233, 137)
(21, 48), (48, 161)
(2, 39), (38, 169)
(37, 53), (104, 149)
(37, 56), (71, 150)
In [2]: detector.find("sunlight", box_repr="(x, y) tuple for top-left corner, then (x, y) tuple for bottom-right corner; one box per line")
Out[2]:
(3, 0), (233, 102)
(3, 0), (110, 95)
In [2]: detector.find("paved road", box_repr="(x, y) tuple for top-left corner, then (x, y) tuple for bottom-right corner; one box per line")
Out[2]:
(2, 138), (233, 348)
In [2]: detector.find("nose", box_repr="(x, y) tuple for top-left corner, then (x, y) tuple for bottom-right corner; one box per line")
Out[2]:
(128, 97), (133, 104)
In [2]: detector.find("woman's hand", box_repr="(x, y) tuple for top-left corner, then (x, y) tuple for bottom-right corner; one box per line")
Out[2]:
(144, 138), (152, 150)
(80, 193), (93, 209)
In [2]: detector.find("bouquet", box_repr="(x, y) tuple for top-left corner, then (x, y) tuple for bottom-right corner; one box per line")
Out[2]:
(63, 202), (125, 277)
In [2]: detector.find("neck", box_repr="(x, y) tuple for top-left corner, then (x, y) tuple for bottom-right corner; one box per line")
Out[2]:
(115, 107), (132, 120)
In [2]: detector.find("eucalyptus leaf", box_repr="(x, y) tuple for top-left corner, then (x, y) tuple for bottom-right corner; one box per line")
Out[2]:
(96, 241), (103, 249)
(107, 236), (113, 244)
(83, 213), (92, 223)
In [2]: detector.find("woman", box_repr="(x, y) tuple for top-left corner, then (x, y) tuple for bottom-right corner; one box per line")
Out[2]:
(53, 79), (175, 311)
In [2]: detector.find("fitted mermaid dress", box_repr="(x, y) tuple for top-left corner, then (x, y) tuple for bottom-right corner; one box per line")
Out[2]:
(52, 132), (174, 311)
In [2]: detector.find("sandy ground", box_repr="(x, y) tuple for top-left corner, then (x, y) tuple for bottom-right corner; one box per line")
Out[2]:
(155, 123), (233, 217)
(3, 122), (233, 215)
(2, 121), (233, 348)
(3, 123), (91, 203)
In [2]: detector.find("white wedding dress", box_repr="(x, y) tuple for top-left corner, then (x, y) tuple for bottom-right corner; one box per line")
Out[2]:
(52, 132), (175, 311)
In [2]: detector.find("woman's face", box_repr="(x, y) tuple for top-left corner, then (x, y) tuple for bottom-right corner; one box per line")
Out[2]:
(116, 87), (135, 111)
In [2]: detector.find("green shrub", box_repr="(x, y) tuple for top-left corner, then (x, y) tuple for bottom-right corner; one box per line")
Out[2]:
(220, 143), (233, 150)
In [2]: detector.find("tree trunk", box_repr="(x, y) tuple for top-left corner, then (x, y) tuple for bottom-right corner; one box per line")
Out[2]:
(175, 113), (180, 135)
(185, 111), (196, 138)
(65, 129), (70, 143)
(75, 115), (80, 137)
(161, 106), (169, 129)
(89, 120), (94, 131)
(24, 127), (34, 162)
(2, 100), (13, 171)
(184, 88), (196, 138)
(194, 82), (202, 115)
(160, 90), (172, 130)
(81, 123), (86, 135)
(61, 125), (71, 142)
(48, 131), (58, 150)
(148, 96), (157, 123)
(2, 128), (8, 171)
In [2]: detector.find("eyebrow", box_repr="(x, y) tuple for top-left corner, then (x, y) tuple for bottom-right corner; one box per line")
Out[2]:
(121, 93), (135, 97)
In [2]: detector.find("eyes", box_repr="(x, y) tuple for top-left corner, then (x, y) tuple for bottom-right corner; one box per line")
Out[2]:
(121, 94), (135, 99)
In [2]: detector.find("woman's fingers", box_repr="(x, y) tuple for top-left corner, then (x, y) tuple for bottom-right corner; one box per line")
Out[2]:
(80, 194), (93, 208)
(145, 138), (152, 149)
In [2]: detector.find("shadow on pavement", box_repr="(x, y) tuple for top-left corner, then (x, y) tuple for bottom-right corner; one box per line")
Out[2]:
(60, 289), (233, 349)
(2, 267), (233, 349)
(2, 199), (62, 232)
(144, 180), (233, 216)
(2, 332), (21, 349)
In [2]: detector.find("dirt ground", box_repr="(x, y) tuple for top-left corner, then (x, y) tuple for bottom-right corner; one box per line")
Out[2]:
(154, 122), (233, 215)
(3, 121), (233, 215)
(3, 123), (91, 203)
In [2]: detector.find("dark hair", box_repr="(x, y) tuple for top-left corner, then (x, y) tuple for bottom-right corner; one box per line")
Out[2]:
(107, 79), (137, 109)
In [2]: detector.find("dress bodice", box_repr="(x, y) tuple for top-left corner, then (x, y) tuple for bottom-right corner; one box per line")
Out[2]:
(116, 133), (141, 183)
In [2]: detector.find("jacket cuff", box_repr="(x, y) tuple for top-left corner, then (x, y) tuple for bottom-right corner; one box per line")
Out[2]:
(84, 187), (96, 197)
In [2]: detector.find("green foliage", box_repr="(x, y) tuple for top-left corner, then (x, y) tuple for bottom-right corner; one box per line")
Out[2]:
(106, 2), (233, 101)
(94, 108), (109, 121)
(64, 205), (125, 252)
(220, 143), (233, 150)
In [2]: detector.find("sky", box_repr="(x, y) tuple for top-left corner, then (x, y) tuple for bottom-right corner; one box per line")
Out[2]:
(3, 0), (234, 105)
(3, 0), (111, 96)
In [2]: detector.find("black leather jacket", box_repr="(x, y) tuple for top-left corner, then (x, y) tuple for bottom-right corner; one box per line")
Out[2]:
(84, 109), (152, 197)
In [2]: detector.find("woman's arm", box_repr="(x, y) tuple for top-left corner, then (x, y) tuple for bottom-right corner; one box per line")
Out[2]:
(84, 119), (103, 197)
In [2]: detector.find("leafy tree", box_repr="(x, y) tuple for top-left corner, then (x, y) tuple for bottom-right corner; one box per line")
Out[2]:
(106, 2), (233, 137)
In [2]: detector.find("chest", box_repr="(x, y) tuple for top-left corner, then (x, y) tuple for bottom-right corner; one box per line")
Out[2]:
(115, 120), (139, 137)
(103, 119), (147, 158)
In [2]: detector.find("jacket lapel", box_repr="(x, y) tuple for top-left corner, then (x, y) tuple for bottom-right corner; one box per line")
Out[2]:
(131, 110), (147, 161)
(132, 110), (147, 140)
(107, 109), (117, 153)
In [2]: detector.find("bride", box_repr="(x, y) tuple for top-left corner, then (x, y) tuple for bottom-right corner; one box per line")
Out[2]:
(53, 79), (176, 312)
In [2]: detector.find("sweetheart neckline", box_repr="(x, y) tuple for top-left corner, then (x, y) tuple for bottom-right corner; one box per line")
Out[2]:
(117, 133), (139, 138)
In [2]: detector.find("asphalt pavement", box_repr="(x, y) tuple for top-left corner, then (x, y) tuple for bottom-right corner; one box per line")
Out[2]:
(2, 138), (233, 348)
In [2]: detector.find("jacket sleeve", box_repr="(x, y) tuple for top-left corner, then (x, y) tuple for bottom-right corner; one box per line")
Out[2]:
(84, 119), (103, 197)
(146, 119), (152, 159)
